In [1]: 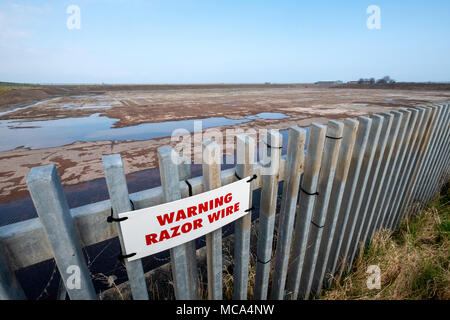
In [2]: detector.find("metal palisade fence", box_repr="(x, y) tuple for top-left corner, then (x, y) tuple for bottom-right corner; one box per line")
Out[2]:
(0, 103), (448, 300)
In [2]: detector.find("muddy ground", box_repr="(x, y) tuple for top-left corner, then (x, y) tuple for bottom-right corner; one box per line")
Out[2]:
(1, 84), (450, 205)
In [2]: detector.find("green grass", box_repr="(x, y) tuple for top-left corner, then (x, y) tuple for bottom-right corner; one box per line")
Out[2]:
(321, 182), (449, 300)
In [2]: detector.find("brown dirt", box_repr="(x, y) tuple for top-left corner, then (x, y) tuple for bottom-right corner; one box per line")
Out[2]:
(1, 85), (449, 205)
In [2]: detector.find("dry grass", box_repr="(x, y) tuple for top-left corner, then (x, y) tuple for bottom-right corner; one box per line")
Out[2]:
(0, 84), (41, 96)
(0, 87), (13, 96)
(321, 184), (450, 300)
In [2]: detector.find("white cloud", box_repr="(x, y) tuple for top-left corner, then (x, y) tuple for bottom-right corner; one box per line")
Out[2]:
(8, 3), (46, 18)
(0, 3), (40, 42)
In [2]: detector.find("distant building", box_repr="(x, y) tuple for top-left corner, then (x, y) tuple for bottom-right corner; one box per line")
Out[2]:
(314, 80), (343, 85)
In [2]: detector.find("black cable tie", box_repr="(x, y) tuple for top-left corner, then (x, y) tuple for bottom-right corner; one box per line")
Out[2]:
(185, 180), (193, 197)
(235, 173), (257, 183)
(257, 257), (272, 265)
(263, 139), (283, 149)
(326, 135), (343, 140)
(266, 143), (283, 149)
(245, 206), (255, 212)
(107, 200), (134, 223)
(107, 209), (128, 223)
(118, 252), (136, 260)
(247, 174), (257, 183)
(301, 187), (319, 196)
(311, 220), (324, 229)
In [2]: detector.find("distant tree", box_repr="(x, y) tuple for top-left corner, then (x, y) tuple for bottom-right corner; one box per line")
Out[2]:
(377, 76), (395, 84)
(369, 78), (375, 84)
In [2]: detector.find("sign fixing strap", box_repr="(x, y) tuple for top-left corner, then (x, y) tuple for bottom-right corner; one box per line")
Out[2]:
(107, 200), (135, 223)
(300, 187), (319, 196)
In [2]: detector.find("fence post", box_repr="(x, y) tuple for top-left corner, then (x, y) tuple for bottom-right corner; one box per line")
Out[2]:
(426, 105), (450, 200)
(271, 127), (307, 300)
(394, 106), (437, 222)
(298, 120), (344, 299)
(26, 164), (97, 300)
(382, 109), (418, 230)
(178, 155), (199, 299)
(202, 140), (223, 300)
(254, 130), (282, 300)
(420, 105), (449, 204)
(309, 118), (359, 297)
(405, 105), (442, 217)
(377, 109), (412, 229)
(371, 110), (408, 232)
(157, 147), (195, 300)
(102, 155), (149, 300)
(365, 111), (403, 242)
(424, 106), (449, 200)
(0, 246), (26, 299)
(387, 108), (426, 230)
(357, 113), (394, 248)
(285, 123), (327, 300)
(343, 114), (384, 269)
(233, 135), (256, 300)
(325, 116), (371, 283)
(403, 105), (442, 217)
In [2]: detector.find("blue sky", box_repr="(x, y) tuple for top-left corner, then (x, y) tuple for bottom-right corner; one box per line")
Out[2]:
(0, 0), (449, 84)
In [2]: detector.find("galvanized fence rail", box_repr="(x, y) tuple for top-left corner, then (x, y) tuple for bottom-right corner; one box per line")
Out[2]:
(0, 103), (448, 300)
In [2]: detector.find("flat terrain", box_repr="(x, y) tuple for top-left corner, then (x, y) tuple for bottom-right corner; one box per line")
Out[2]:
(1, 84), (450, 205)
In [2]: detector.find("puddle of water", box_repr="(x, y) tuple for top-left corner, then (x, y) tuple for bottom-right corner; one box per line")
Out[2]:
(0, 97), (60, 117)
(0, 112), (291, 151)
(0, 114), (249, 151)
(246, 112), (290, 120)
(223, 103), (238, 107)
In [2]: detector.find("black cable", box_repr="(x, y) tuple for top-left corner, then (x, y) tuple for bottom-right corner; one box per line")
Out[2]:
(257, 257), (272, 264)
(235, 172), (257, 183)
(326, 135), (343, 140)
(263, 140), (283, 149)
(185, 180), (193, 197)
(301, 187), (319, 196)
(311, 220), (324, 229)
(107, 199), (134, 223)
(118, 252), (136, 260)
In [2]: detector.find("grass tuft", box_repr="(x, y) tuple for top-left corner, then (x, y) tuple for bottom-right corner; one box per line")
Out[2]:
(321, 183), (449, 300)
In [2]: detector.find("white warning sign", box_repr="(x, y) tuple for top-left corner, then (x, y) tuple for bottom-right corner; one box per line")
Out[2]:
(119, 177), (251, 261)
